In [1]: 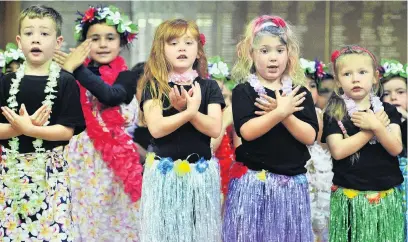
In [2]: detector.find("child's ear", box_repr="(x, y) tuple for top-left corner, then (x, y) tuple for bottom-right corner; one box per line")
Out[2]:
(373, 69), (380, 84)
(16, 35), (22, 50)
(55, 36), (64, 50)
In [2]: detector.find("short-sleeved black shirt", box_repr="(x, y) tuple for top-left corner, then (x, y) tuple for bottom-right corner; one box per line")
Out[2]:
(0, 71), (85, 153)
(232, 83), (319, 176)
(322, 102), (403, 191)
(140, 77), (225, 162)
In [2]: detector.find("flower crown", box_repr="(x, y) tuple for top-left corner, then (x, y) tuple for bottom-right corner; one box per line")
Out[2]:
(300, 58), (328, 79)
(74, 5), (138, 44)
(380, 59), (407, 79)
(208, 56), (236, 90)
(1, 43), (25, 73)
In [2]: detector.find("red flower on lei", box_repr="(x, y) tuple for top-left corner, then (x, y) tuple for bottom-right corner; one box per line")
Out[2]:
(80, 56), (143, 202)
(82, 7), (96, 23)
(215, 125), (235, 195)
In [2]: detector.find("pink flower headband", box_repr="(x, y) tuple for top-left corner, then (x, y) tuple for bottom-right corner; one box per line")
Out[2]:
(253, 16), (287, 35)
(331, 45), (378, 68)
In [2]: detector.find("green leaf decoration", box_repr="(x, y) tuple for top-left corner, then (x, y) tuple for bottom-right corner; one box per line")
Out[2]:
(129, 24), (138, 33)
(5, 43), (18, 51)
(117, 23), (125, 33)
(208, 56), (223, 64)
(106, 18), (115, 26)
(74, 32), (81, 41)
(225, 80), (237, 91)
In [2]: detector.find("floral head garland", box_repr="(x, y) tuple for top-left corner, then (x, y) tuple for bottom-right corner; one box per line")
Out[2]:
(300, 58), (329, 79)
(380, 59), (407, 79)
(253, 15), (287, 44)
(0, 50), (5, 69)
(74, 5), (138, 44)
(208, 56), (236, 90)
(2, 43), (25, 73)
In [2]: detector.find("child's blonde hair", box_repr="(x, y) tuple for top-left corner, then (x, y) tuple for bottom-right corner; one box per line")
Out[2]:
(325, 45), (379, 163)
(232, 15), (305, 85)
(325, 45), (380, 122)
(19, 5), (63, 36)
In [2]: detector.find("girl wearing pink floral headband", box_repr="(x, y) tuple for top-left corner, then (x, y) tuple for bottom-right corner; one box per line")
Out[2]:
(54, 4), (143, 241)
(223, 15), (317, 241)
(322, 45), (404, 241)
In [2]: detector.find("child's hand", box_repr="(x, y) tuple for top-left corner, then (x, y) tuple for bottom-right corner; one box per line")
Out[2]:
(351, 110), (382, 131)
(397, 107), (407, 119)
(30, 105), (51, 126)
(275, 86), (306, 118)
(374, 109), (390, 127)
(254, 94), (277, 115)
(184, 82), (201, 115)
(54, 39), (92, 73)
(169, 86), (192, 112)
(2, 104), (34, 134)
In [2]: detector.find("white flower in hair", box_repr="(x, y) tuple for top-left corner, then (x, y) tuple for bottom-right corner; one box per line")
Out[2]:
(0, 52), (5, 67)
(300, 58), (315, 73)
(5, 48), (25, 61)
(99, 7), (112, 19)
(388, 63), (404, 75)
(108, 11), (122, 25)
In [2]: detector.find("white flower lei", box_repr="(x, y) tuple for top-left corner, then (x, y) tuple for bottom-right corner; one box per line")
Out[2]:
(6, 61), (60, 160)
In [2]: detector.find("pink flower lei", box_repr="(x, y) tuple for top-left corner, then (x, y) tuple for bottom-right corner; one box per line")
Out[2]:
(168, 70), (199, 85)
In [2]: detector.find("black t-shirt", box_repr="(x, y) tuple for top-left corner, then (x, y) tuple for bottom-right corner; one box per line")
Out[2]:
(232, 83), (319, 176)
(322, 102), (403, 191)
(402, 119), (407, 151)
(0, 71), (85, 153)
(140, 77), (225, 162)
(73, 65), (138, 106)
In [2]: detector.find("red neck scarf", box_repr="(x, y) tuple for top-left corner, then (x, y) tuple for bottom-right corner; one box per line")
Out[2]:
(79, 56), (143, 202)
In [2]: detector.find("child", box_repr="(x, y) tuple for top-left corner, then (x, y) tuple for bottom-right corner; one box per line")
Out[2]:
(380, 58), (407, 240)
(322, 45), (404, 242)
(2, 42), (26, 75)
(138, 19), (225, 242)
(0, 5), (85, 240)
(301, 57), (333, 242)
(208, 56), (240, 196)
(55, 5), (143, 241)
(223, 15), (318, 241)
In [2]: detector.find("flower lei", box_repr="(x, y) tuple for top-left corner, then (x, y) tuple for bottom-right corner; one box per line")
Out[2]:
(6, 61), (59, 160)
(168, 70), (198, 85)
(208, 56), (236, 91)
(79, 56), (143, 202)
(247, 73), (293, 102)
(2, 43), (26, 73)
(381, 59), (407, 79)
(75, 5), (138, 44)
(341, 93), (386, 144)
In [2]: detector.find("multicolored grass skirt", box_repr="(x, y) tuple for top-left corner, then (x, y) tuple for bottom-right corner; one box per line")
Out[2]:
(329, 185), (404, 242)
(0, 146), (73, 241)
(140, 153), (222, 242)
(222, 162), (313, 242)
(400, 155), (408, 241)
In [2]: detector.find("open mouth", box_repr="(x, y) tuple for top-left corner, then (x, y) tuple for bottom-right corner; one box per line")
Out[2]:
(30, 47), (42, 53)
(177, 55), (187, 59)
(267, 65), (278, 72)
